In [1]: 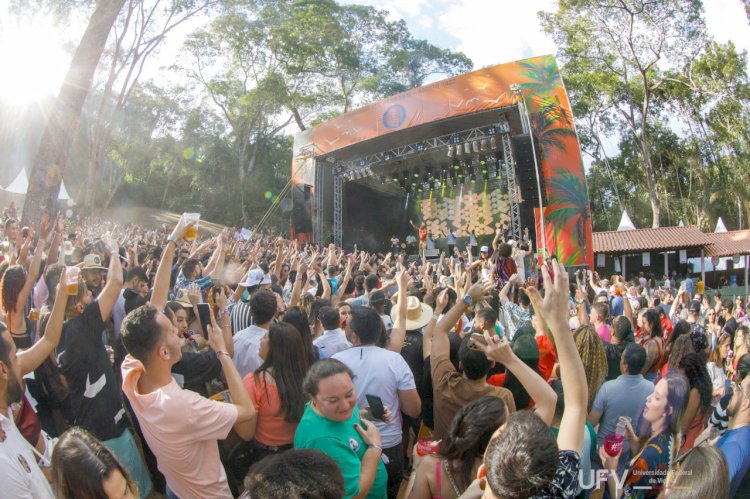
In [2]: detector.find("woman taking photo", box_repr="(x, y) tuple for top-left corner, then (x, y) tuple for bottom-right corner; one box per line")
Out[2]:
(234, 322), (311, 478)
(404, 397), (507, 499)
(599, 371), (688, 498)
(294, 358), (387, 499)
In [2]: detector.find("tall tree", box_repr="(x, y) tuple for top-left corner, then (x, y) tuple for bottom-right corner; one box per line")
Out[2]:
(22, 0), (126, 224)
(541, 0), (706, 227)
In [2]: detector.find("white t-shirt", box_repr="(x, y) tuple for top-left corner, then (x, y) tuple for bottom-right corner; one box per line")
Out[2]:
(469, 233), (477, 246)
(333, 346), (416, 448)
(446, 233), (457, 245)
(0, 411), (54, 499)
(232, 325), (267, 378)
(313, 328), (351, 359)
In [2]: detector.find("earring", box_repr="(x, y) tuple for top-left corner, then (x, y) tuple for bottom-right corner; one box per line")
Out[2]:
(479, 477), (487, 491)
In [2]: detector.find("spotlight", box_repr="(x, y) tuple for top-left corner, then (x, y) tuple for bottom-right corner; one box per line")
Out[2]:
(464, 142), (471, 155)
(413, 171), (420, 178)
(472, 141), (480, 154)
(391, 173), (398, 183)
(480, 139), (488, 152)
(455, 143), (463, 156)
(447, 145), (454, 158)
(490, 136), (498, 150)
(453, 161), (461, 171)
(416, 142), (425, 152)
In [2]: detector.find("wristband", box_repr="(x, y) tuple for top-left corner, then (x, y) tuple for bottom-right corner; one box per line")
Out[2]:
(368, 444), (382, 451)
(216, 350), (230, 358)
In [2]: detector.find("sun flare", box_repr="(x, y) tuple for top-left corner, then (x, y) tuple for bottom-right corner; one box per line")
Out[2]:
(0, 16), (69, 105)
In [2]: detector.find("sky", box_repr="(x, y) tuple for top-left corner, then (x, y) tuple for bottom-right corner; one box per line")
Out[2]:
(342, 0), (750, 71)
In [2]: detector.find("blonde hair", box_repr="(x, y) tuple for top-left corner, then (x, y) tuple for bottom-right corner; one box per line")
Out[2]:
(574, 325), (607, 410)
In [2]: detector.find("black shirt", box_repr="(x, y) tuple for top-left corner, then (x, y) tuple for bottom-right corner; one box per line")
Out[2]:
(172, 350), (222, 396)
(723, 317), (738, 344)
(57, 301), (126, 441)
(603, 342), (626, 381)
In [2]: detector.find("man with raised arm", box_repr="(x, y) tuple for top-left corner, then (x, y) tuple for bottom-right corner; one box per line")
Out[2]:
(121, 216), (255, 499)
(466, 261), (588, 498)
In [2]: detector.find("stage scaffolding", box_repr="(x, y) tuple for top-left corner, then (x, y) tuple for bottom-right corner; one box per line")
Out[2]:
(324, 108), (526, 249)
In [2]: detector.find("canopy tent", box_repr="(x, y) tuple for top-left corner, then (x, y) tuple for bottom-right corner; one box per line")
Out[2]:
(714, 217), (728, 233)
(617, 211), (636, 231)
(1, 168), (72, 201)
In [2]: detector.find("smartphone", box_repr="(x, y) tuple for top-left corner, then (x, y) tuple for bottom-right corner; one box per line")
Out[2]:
(365, 394), (386, 421)
(468, 332), (488, 350)
(196, 303), (211, 340)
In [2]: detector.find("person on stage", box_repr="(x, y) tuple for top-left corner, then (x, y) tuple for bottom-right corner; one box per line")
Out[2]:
(409, 219), (428, 262)
(390, 235), (400, 255)
(466, 226), (478, 257)
(441, 229), (457, 256)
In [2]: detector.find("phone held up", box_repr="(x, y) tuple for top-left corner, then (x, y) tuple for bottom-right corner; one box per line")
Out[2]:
(196, 303), (211, 340)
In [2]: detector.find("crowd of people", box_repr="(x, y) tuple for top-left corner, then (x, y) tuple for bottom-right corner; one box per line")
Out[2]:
(0, 203), (749, 499)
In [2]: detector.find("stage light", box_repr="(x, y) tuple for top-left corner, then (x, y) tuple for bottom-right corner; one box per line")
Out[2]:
(392, 173), (399, 183)
(464, 142), (471, 155)
(447, 145), (454, 158)
(417, 142), (425, 152)
(488, 125), (496, 135)
(453, 161), (460, 170)
(472, 141), (480, 154)
(413, 171), (420, 178)
(379, 175), (386, 184)
(480, 139), (488, 152)
(490, 136), (497, 150)
(358, 158), (366, 167)
(383, 152), (391, 161)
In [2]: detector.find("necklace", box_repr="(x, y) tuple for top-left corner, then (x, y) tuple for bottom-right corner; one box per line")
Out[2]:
(443, 459), (461, 496)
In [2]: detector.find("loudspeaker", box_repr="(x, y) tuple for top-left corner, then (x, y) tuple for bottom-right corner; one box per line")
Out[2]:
(292, 184), (313, 234)
(512, 134), (546, 204)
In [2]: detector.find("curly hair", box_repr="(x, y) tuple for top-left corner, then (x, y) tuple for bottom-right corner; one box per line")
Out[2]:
(574, 325), (608, 409)
(667, 335), (695, 371)
(678, 352), (713, 415)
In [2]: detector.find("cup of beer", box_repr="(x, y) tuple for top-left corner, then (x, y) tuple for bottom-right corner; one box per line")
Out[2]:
(66, 267), (80, 296)
(183, 213), (200, 241)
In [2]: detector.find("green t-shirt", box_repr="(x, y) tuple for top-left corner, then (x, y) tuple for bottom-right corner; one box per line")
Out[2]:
(294, 403), (387, 499)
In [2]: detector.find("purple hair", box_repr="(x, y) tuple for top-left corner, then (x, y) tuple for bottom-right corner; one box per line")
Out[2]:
(637, 370), (689, 439)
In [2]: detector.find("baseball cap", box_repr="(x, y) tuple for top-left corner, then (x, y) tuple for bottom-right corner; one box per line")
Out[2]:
(240, 268), (272, 288)
(480, 245), (489, 253)
(369, 290), (386, 304)
(688, 300), (701, 313)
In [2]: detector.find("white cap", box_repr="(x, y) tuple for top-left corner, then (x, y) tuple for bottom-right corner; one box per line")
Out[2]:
(480, 245), (490, 253)
(240, 268), (272, 287)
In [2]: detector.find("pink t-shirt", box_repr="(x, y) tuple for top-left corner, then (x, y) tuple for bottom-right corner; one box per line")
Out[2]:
(596, 324), (612, 343)
(121, 356), (238, 499)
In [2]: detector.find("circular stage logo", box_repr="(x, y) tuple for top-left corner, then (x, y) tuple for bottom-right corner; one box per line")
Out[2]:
(383, 104), (406, 129)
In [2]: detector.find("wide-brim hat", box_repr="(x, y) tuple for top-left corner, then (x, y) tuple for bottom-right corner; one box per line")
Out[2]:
(81, 253), (107, 270)
(174, 289), (194, 308)
(391, 296), (433, 331)
(240, 268), (272, 288)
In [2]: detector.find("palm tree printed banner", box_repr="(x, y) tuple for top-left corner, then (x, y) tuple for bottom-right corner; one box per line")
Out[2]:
(298, 55), (592, 266)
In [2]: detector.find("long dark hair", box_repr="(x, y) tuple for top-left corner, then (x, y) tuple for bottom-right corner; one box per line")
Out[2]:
(644, 308), (663, 338)
(255, 322), (311, 423)
(678, 353), (713, 415)
(439, 397), (508, 491)
(282, 306), (318, 363)
(52, 427), (138, 499)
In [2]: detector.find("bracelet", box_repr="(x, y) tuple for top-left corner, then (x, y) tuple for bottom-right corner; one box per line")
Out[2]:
(368, 444), (382, 451)
(216, 350), (230, 358)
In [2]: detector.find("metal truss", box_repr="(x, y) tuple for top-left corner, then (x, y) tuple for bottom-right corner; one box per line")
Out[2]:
(333, 173), (343, 247)
(314, 160), (324, 244)
(335, 121), (510, 177)
(501, 132), (522, 241)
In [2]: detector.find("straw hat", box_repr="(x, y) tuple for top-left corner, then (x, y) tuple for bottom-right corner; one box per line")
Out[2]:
(391, 296), (433, 331)
(81, 253), (107, 270)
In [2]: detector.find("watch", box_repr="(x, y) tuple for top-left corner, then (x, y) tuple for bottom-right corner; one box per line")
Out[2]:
(463, 294), (474, 307)
(167, 235), (177, 244)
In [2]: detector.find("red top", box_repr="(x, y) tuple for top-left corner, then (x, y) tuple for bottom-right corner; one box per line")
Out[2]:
(419, 227), (428, 242)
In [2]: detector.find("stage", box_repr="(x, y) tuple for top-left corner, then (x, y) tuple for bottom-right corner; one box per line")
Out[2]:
(290, 55), (594, 267)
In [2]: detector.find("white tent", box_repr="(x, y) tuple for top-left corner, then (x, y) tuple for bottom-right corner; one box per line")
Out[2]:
(1, 168), (72, 200)
(678, 219), (685, 227)
(58, 180), (71, 201)
(617, 211), (636, 231)
(714, 217), (728, 233)
(4, 168), (29, 194)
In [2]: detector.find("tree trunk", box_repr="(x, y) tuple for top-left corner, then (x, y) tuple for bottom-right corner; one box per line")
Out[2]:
(22, 0), (126, 225)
